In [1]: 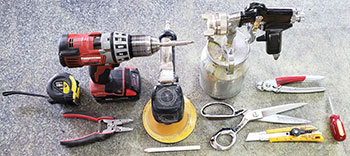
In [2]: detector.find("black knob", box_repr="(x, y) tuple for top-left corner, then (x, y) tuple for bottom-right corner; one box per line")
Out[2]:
(290, 128), (301, 137)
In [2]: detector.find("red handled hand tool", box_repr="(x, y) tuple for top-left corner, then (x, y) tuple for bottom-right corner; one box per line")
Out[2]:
(60, 112), (133, 147)
(328, 98), (346, 141)
(256, 75), (326, 93)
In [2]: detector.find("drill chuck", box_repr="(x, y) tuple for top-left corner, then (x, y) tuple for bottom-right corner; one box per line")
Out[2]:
(130, 35), (194, 57)
(129, 35), (160, 57)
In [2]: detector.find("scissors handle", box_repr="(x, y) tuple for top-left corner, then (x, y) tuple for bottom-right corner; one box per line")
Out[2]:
(210, 128), (237, 150)
(201, 102), (246, 118)
(210, 116), (250, 150)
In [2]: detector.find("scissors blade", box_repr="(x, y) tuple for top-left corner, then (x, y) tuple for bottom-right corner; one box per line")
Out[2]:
(278, 86), (325, 93)
(258, 114), (311, 124)
(256, 103), (308, 117)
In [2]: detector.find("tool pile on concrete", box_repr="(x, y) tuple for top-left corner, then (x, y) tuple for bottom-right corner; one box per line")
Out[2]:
(2, 2), (346, 154)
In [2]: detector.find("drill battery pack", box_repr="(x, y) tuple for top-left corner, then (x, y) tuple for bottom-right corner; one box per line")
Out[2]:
(89, 67), (141, 102)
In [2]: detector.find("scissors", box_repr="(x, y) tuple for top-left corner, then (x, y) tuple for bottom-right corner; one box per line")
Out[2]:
(201, 102), (311, 150)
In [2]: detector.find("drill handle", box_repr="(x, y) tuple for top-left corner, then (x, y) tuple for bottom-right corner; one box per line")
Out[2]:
(89, 64), (118, 84)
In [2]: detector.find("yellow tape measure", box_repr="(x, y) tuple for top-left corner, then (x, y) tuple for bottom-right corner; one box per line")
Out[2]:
(2, 73), (80, 105)
(46, 73), (80, 105)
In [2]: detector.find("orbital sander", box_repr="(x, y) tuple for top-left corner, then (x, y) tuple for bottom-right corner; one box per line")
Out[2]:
(142, 22), (197, 143)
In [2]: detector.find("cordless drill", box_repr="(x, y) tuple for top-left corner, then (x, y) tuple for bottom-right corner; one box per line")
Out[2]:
(58, 31), (192, 102)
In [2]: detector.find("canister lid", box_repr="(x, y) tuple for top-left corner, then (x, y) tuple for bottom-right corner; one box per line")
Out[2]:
(207, 30), (250, 67)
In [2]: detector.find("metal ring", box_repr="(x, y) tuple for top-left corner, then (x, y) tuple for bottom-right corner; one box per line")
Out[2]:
(200, 102), (237, 118)
(209, 128), (236, 150)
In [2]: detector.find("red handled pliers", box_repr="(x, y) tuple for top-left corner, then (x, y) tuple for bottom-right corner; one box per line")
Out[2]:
(256, 75), (326, 93)
(60, 112), (133, 147)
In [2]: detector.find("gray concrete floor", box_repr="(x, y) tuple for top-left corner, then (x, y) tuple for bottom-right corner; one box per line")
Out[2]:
(0, 0), (349, 155)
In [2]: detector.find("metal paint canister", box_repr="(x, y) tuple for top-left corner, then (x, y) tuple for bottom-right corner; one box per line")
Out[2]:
(199, 31), (250, 99)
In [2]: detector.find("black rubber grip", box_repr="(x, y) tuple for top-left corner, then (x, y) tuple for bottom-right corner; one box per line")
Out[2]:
(2, 91), (48, 98)
(60, 132), (113, 147)
(89, 65), (111, 84)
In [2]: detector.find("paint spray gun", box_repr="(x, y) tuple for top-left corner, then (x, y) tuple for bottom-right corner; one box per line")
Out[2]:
(200, 2), (303, 99)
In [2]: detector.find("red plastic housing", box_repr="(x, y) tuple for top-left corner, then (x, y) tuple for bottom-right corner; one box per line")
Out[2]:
(275, 76), (306, 86)
(89, 67), (138, 98)
(330, 114), (346, 141)
(63, 32), (107, 67)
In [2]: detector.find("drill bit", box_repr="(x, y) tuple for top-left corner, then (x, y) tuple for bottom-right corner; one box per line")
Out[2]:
(158, 40), (194, 47)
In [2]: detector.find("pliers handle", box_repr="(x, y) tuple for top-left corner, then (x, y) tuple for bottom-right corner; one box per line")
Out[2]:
(257, 75), (325, 93)
(59, 112), (132, 147)
(275, 75), (323, 86)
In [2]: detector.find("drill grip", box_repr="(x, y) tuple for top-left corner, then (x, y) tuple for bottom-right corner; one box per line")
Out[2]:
(89, 65), (118, 84)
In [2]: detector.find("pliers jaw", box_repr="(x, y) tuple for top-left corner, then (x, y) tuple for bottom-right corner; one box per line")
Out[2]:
(256, 79), (278, 92)
(101, 119), (133, 133)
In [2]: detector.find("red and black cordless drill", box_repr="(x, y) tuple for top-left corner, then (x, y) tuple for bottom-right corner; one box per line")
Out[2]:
(58, 31), (192, 102)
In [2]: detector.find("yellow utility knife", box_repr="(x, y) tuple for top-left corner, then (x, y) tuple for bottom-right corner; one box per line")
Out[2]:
(246, 125), (324, 142)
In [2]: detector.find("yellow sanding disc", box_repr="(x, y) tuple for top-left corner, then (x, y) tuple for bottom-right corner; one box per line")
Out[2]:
(142, 96), (197, 143)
